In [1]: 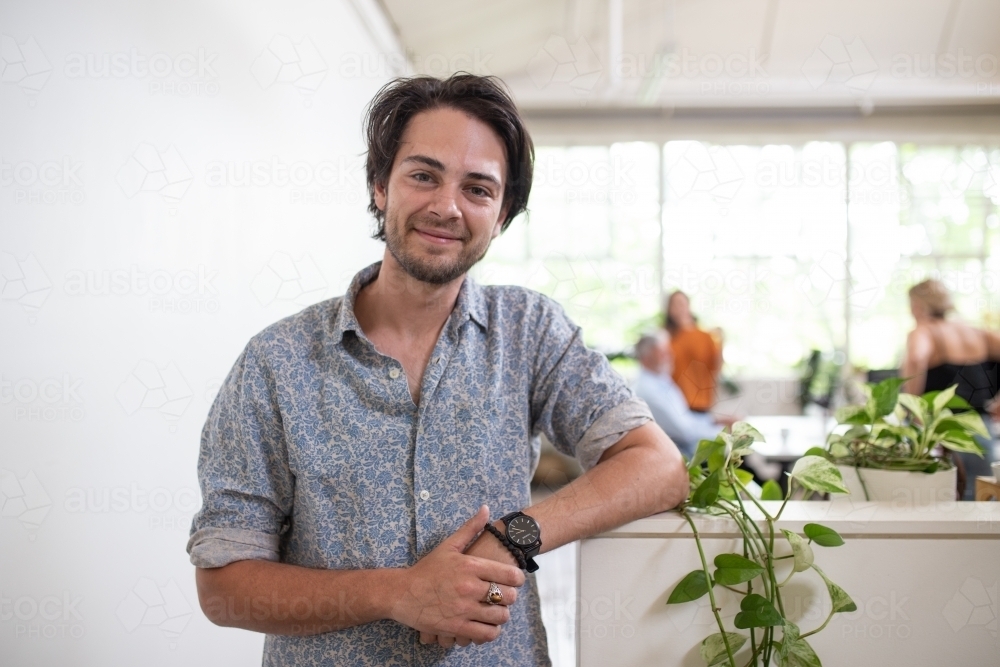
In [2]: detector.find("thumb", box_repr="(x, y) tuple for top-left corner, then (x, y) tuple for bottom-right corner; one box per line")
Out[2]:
(444, 505), (490, 551)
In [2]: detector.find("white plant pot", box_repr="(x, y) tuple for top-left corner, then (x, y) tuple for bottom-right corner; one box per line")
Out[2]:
(836, 464), (957, 505)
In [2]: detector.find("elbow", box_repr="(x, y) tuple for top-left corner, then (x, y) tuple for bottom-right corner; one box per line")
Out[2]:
(657, 437), (690, 512)
(664, 454), (689, 511)
(195, 566), (235, 628)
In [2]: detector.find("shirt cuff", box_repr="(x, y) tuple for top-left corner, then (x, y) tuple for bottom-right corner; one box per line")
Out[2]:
(575, 396), (654, 471)
(186, 526), (282, 568)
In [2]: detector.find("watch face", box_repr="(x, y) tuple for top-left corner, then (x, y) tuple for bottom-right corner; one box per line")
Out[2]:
(506, 515), (539, 547)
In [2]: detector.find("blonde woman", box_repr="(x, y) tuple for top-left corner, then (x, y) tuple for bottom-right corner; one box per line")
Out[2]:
(902, 279), (1000, 498)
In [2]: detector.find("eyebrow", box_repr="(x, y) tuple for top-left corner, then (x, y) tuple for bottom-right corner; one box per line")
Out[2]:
(400, 154), (502, 189)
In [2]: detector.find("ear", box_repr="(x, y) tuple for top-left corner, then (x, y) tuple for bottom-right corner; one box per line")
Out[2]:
(374, 179), (388, 212)
(491, 203), (510, 239)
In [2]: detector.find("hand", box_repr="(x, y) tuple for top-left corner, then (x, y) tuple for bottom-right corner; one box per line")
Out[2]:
(420, 520), (523, 648)
(390, 506), (524, 648)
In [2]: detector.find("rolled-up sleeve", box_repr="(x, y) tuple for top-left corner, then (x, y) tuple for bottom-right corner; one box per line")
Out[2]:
(186, 338), (294, 568)
(529, 298), (653, 471)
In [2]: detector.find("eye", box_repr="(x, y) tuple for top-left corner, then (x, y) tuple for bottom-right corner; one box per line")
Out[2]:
(469, 185), (490, 197)
(412, 172), (432, 182)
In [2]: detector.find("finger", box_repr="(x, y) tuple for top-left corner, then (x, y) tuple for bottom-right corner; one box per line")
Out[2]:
(478, 580), (519, 607)
(459, 620), (503, 645)
(466, 556), (526, 588)
(419, 632), (436, 645)
(469, 601), (511, 626)
(437, 635), (456, 649)
(442, 505), (489, 552)
(455, 636), (472, 647)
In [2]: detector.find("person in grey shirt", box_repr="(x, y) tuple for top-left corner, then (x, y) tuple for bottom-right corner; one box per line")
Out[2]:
(188, 74), (689, 666)
(634, 331), (727, 458)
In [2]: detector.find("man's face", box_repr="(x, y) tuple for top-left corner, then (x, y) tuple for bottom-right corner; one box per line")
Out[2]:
(374, 106), (508, 285)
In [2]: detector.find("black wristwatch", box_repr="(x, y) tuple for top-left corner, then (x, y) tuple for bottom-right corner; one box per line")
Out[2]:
(499, 510), (542, 572)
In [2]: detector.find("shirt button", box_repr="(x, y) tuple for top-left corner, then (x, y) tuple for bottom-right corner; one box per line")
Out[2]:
(419, 490), (430, 501)
(389, 368), (400, 379)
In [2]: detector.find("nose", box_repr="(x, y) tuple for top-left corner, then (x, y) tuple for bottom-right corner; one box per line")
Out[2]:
(426, 182), (462, 221)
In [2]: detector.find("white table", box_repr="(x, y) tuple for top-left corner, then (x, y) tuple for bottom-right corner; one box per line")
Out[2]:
(743, 414), (836, 463)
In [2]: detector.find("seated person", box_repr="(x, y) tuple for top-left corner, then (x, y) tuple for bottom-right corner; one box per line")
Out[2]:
(902, 279), (1000, 499)
(634, 332), (727, 458)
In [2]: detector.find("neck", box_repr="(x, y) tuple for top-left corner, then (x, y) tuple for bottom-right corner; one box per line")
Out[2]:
(354, 249), (464, 339)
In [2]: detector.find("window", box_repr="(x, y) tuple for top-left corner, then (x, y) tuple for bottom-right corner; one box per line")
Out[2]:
(474, 141), (1000, 377)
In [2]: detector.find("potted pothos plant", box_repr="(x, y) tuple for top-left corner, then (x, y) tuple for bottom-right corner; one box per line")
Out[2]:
(821, 378), (988, 501)
(669, 423), (855, 667)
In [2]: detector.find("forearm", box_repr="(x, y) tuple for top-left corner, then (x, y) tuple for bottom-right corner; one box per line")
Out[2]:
(527, 422), (687, 553)
(196, 559), (403, 636)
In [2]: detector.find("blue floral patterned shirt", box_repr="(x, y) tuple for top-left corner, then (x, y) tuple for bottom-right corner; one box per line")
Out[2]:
(187, 261), (653, 666)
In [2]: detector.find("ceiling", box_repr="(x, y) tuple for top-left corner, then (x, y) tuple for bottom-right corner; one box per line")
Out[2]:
(379, 0), (1000, 112)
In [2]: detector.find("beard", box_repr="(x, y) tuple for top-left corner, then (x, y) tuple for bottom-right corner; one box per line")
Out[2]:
(383, 206), (494, 285)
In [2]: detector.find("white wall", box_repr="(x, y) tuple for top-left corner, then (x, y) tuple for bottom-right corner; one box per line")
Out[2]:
(1, 1), (396, 663)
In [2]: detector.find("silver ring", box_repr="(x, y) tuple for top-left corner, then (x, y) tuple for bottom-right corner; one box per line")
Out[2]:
(485, 582), (503, 605)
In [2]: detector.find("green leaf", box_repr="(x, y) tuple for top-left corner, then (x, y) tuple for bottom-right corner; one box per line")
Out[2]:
(897, 393), (927, 423)
(761, 479), (784, 501)
(700, 632), (748, 666)
(690, 437), (725, 469)
(803, 523), (845, 547)
(733, 468), (754, 487)
(870, 377), (905, 418)
(834, 404), (870, 425)
(789, 456), (850, 495)
(781, 529), (815, 572)
(713, 553), (765, 585)
(937, 412), (990, 439)
(691, 470), (721, 507)
(939, 431), (986, 456)
(932, 385), (957, 414)
(732, 421), (765, 442)
(734, 593), (785, 629)
(812, 565), (857, 613)
(802, 447), (831, 460)
(667, 570), (712, 604)
(776, 622), (822, 667)
(946, 394), (972, 410)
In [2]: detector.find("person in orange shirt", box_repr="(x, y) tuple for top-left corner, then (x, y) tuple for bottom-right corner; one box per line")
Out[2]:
(664, 290), (723, 412)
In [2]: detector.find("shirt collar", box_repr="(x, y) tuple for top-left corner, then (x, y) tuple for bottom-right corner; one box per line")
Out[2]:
(333, 261), (488, 344)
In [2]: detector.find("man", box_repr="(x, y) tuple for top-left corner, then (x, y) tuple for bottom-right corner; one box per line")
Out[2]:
(634, 332), (727, 458)
(188, 74), (688, 666)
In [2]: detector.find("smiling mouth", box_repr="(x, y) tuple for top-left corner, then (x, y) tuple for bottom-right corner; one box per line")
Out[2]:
(414, 228), (463, 245)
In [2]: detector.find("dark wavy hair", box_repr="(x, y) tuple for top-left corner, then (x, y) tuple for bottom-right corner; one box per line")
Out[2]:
(363, 73), (534, 241)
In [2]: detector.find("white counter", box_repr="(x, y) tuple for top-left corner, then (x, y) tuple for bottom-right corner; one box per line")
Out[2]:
(578, 501), (1000, 666)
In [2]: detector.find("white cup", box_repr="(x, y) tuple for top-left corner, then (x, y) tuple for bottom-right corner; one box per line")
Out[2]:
(991, 461), (1000, 481)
